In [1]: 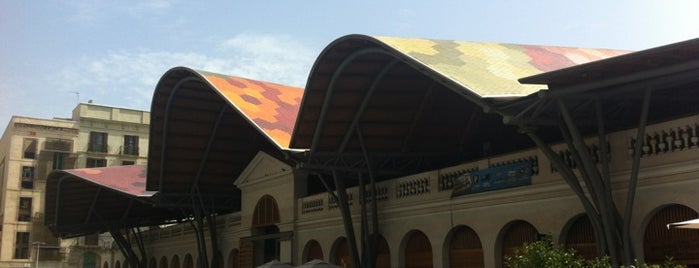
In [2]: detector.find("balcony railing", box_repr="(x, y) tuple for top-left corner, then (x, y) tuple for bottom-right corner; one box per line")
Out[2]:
(297, 115), (699, 220)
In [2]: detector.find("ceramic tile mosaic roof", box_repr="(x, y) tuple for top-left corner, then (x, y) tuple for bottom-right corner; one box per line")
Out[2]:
(198, 71), (303, 148)
(63, 165), (151, 197)
(374, 36), (629, 97)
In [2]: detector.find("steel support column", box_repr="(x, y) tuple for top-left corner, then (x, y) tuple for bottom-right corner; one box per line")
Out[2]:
(622, 87), (652, 264)
(110, 228), (143, 268)
(558, 99), (620, 265)
(357, 126), (379, 268)
(520, 127), (609, 255)
(187, 104), (227, 268)
(332, 170), (361, 267)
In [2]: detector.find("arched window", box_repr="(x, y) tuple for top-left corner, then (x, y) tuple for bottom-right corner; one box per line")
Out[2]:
(447, 226), (483, 268)
(331, 237), (351, 267)
(644, 204), (699, 266)
(171, 255), (180, 268)
(149, 257), (157, 268)
(500, 220), (539, 263)
(160, 256), (168, 268)
(404, 230), (432, 268)
(115, 261), (121, 268)
(563, 214), (596, 260)
(183, 254), (194, 268)
(374, 235), (391, 268)
(252, 195), (280, 227)
(303, 240), (324, 262)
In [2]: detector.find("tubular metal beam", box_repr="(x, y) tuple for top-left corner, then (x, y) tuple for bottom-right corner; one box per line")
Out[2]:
(332, 170), (362, 268)
(310, 47), (392, 152)
(521, 128), (609, 255)
(159, 76), (203, 192)
(622, 87), (652, 264)
(84, 188), (102, 224)
(402, 84), (436, 151)
(558, 99), (619, 265)
(110, 229), (143, 268)
(337, 58), (399, 153)
(192, 104), (227, 189)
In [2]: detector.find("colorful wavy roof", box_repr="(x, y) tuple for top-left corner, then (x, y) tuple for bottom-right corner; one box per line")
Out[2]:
(198, 71), (303, 148)
(375, 36), (629, 97)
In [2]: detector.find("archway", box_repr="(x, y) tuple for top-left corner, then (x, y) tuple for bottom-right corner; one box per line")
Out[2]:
(644, 204), (699, 266)
(500, 220), (539, 263)
(446, 226), (483, 268)
(115, 261), (121, 268)
(374, 235), (391, 268)
(183, 254), (194, 268)
(171, 255), (180, 268)
(251, 195), (282, 266)
(303, 240), (324, 262)
(403, 230), (433, 268)
(104, 261), (109, 268)
(562, 214), (596, 260)
(331, 237), (351, 267)
(160, 256), (168, 268)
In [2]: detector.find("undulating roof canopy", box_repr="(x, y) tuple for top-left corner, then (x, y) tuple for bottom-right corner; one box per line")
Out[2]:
(47, 68), (304, 237)
(47, 34), (698, 238)
(45, 165), (181, 238)
(290, 35), (625, 179)
(147, 67), (303, 207)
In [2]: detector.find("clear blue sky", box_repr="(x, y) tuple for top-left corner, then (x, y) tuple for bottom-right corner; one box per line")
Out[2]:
(1, 0), (698, 129)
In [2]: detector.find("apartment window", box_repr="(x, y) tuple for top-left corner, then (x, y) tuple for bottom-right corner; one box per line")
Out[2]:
(86, 158), (107, 168)
(21, 166), (34, 189)
(53, 152), (70, 170)
(88, 132), (108, 153)
(123, 135), (139, 156)
(18, 197), (32, 222)
(121, 160), (135, 165)
(84, 233), (99, 246)
(45, 138), (73, 152)
(14, 232), (30, 259)
(23, 139), (37, 159)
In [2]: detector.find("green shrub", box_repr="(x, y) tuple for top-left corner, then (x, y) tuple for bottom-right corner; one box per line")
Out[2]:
(504, 236), (685, 268)
(504, 238), (586, 268)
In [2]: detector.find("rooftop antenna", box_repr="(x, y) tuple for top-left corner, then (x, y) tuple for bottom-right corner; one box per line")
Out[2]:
(69, 91), (80, 104)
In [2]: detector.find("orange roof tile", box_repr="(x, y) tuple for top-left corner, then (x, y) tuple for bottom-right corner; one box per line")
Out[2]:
(199, 71), (304, 148)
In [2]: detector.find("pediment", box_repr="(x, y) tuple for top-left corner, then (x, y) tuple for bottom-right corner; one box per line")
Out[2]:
(234, 151), (292, 188)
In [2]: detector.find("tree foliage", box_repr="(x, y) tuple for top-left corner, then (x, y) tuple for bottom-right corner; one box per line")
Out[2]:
(504, 237), (685, 268)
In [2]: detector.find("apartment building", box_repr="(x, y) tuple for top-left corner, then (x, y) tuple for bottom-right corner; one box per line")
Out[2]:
(0, 103), (149, 268)
(0, 116), (79, 268)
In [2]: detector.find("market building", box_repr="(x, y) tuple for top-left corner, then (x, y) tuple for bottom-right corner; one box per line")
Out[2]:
(44, 35), (699, 268)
